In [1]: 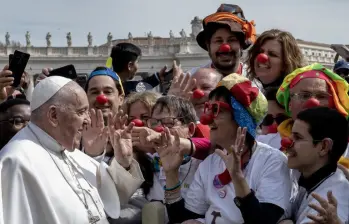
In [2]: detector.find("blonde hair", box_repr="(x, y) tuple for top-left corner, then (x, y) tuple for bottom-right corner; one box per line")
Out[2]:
(122, 91), (160, 115)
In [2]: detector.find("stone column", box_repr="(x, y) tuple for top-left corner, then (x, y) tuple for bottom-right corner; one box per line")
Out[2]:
(5, 46), (13, 55)
(87, 46), (93, 56)
(47, 47), (52, 56)
(67, 47), (73, 56)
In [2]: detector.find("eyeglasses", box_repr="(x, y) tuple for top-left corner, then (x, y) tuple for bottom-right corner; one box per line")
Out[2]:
(290, 92), (331, 102)
(203, 101), (232, 118)
(0, 117), (29, 128)
(146, 117), (182, 129)
(262, 114), (289, 126)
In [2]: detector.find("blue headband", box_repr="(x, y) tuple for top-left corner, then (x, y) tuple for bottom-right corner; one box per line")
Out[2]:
(88, 68), (124, 94)
(230, 96), (257, 138)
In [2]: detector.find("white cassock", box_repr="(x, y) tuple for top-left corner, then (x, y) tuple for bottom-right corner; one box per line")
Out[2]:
(0, 122), (144, 224)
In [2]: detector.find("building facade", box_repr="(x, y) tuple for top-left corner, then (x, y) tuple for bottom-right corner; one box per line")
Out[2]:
(0, 17), (338, 75)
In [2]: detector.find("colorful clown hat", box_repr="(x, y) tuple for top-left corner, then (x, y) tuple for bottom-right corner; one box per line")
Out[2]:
(217, 73), (268, 137)
(277, 63), (349, 118)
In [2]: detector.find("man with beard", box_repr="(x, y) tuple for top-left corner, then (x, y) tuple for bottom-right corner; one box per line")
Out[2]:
(189, 4), (256, 77)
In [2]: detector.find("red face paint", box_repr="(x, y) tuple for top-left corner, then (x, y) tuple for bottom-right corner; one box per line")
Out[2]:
(96, 94), (108, 104)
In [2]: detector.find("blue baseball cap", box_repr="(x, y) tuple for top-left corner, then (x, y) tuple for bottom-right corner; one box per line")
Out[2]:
(334, 60), (349, 72)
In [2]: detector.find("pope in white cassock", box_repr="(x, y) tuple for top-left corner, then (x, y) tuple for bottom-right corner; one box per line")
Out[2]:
(0, 76), (144, 224)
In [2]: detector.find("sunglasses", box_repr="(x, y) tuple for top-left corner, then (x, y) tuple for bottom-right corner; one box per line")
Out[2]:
(203, 101), (232, 118)
(262, 114), (288, 126)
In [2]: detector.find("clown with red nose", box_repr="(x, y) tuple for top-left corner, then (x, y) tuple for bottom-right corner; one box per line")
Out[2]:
(258, 63), (349, 168)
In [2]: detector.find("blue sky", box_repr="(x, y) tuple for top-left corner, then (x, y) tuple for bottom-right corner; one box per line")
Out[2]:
(0, 0), (347, 47)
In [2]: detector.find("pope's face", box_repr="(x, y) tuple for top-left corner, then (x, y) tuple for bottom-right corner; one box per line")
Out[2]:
(56, 86), (90, 150)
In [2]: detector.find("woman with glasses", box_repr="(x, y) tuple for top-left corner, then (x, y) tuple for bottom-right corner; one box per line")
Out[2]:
(0, 94), (30, 149)
(121, 93), (204, 223)
(157, 74), (292, 224)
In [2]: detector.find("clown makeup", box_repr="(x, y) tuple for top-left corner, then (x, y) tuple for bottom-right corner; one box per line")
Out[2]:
(261, 100), (287, 134)
(254, 39), (283, 85)
(208, 28), (241, 75)
(287, 119), (330, 178)
(191, 68), (222, 118)
(87, 76), (124, 119)
(207, 97), (238, 150)
(289, 78), (330, 120)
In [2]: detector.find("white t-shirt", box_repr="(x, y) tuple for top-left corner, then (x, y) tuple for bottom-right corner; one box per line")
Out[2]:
(281, 169), (349, 224)
(184, 142), (292, 224)
(256, 133), (282, 150)
(146, 154), (202, 202)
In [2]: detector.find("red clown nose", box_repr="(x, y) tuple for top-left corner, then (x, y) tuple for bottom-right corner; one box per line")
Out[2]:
(218, 44), (231, 53)
(193, 89), (205, 99)
(200, 114), (213, 125)
(256, 53), (269, 64)
(303, 98), (320, 109)
(154, 126), (165, 133)
(131, 119), (144, 127)
(268, 124), (278, 134)
(281, 137), (293, 149)
(96, 94), (108, 104)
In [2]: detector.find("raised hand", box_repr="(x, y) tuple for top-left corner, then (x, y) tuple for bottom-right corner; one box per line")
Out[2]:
(82, 109), (109, 157)
(167, 72), (196, 100)
(306, 191), (342, 224)
(111, 109), (128, 130)
(155, 127), (183, 172)
(0, 65), (14, 102)
(215, 127), (247, 180)
(35, 68), (52, 86)
(109, 121), (134, 169)
(131, 126), (162, 152)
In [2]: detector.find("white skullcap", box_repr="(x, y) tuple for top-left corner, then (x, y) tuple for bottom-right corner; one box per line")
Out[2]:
(31, 76), (72, 112)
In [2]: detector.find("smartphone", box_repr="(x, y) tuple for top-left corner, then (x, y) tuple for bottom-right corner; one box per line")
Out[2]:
(49, 64), (77, 80)
(330, 44), (349, 62)
(163, 68), (174, 83)
(9, 54), (14, 63)
(8, 50), (30, 87)
(76, 73), (88, 88)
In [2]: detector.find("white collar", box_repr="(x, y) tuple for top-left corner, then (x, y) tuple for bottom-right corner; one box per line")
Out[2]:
(28, 122), (65, 153)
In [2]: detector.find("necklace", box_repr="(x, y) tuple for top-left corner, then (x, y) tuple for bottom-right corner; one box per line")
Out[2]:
(28, 126), (101, 223)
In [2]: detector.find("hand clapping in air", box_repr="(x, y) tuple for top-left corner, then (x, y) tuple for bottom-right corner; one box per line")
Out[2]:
(305, 191), (342, 224)
(215, 127), (247, 179)
(82, 109), (109, 157)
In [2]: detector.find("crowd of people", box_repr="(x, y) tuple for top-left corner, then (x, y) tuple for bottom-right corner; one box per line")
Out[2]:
(0, 3), (349, 224)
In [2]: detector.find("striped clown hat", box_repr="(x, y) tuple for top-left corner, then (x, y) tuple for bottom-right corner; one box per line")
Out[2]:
(277, 63), (349, 119)
(217, 73), (268, 138)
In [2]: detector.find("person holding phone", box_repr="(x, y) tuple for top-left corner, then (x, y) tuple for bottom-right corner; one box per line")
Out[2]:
(108, 42), (170, 96)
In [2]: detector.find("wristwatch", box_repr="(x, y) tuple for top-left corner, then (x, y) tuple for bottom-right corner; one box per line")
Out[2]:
(234, 189), (255, 208)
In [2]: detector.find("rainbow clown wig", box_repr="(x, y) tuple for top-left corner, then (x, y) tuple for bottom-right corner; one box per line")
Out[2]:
(277, 63), (349, 119)
(216, 73), (268, 138)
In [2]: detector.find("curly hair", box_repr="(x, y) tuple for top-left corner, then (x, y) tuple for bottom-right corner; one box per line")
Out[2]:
(246, 29), (305, 82)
